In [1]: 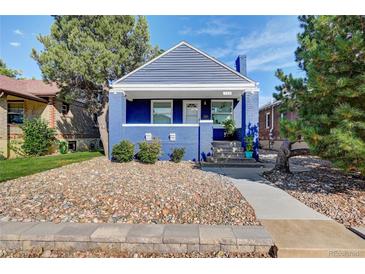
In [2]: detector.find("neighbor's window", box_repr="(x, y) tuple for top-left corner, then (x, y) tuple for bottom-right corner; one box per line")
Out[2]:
(152, 100), (172, 124)
(265, 112), (271, 128)
(61, 103), (70, 115)
(211, 100), (233, 125)
(68, 141), (77, 152)
(8, 102), (24, 124)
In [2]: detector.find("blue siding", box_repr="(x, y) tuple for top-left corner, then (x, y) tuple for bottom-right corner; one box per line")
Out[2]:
(115, 43), (250, 85)
(126, 99), (150, 123)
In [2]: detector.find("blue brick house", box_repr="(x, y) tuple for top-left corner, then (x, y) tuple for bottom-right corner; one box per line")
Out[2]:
(109, 41), (259, 161)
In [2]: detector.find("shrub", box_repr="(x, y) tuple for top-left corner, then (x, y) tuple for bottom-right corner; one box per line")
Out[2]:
(245, 135), (254, 152)
(59, 140), (68, 154)
(137, 139), (161, 164)
(222, 118), (236, 140)
(112, 140), (135, 162)
(170, 147), (185, 163)
(20, 119), (56, 156)
(0, 152), (6, 160)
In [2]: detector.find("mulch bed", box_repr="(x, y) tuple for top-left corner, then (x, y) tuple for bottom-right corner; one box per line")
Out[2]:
(260, 150), (365, 227)
(0, 157), (259, 226)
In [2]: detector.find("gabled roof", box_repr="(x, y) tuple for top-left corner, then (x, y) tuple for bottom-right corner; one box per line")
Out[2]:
(0, 75), (59, 102)
(113, 41), (256, 86)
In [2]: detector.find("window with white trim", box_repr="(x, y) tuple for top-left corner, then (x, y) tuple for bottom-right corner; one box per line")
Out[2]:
(8, 101), (24, 124)
(265, 112), (271, 128)
(151, 100), (173, 124)
(211, 100), (233, 125)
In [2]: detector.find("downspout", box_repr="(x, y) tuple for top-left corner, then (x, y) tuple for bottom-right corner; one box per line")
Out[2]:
(269, 102), (274, 149)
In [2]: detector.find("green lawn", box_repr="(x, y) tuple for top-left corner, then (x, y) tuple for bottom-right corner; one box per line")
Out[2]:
(0, 151), (103, 182)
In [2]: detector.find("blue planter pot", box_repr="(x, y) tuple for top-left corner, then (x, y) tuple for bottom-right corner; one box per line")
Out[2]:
(245, 151), (253, 159)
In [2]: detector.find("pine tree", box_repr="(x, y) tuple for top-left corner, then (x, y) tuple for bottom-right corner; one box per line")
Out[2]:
(32, 16), (161, 153)
(0, 59), (22, 78)
(273, 16), (365, 175)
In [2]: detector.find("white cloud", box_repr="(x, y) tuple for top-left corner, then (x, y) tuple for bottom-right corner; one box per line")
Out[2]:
(180, 18), (238, 37)
(10, 42), (21, 47)
(14, 29), (24, 36)
(247, 49), (295, 72)
(259, 95), (275, 107)
(205, 17), (300, 73)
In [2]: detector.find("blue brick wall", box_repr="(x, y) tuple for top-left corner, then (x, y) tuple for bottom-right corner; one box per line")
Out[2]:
(199, 121), (213, 161)
(109, 92), (126, 159)
(122, 125), (199, 161)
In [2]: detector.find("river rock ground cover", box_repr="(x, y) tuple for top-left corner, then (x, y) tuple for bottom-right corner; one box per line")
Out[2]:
(260, 150), (365, 227)
(0, 157), (258, 225)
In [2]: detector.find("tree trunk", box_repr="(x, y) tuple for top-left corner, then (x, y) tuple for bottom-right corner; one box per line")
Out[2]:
(272, 140), (309, 173)
(97, 102), (109, 157)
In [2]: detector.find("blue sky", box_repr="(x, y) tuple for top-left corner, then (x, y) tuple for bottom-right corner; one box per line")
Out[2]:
(0, 15), (303, 106)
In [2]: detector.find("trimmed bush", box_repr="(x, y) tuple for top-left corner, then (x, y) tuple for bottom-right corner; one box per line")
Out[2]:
(170, 148), (185, 163)
(112, 140), (135, 162)
(59, 140), (68, 154)
(222, 118), (236, 140)
(20, 119), (56, 156)
(137, 139), (161, 164)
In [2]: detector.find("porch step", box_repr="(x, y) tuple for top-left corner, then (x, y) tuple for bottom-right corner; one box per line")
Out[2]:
(201, 160), (264, 168)
(212, 147), (243, 153)
(211, 152), (245, 159)
(212, 141), (242, 148)
(207, 156), (257, 164)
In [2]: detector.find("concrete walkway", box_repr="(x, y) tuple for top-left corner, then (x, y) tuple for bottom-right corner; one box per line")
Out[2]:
(202, 166), (365, 258)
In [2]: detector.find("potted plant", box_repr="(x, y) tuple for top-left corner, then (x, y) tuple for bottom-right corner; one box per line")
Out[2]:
(244, 135), (254, 159)
(222, 118), (236, 140)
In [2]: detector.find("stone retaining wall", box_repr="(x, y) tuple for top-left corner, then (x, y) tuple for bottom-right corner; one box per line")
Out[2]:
(0, 222), (274, 255)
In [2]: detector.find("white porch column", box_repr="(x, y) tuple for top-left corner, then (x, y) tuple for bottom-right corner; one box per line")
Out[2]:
(241, 89), (259, 160)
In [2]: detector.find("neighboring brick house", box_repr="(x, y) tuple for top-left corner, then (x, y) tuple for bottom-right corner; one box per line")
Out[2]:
(0, 75), (100, 158)
(259, 100), (308, 150)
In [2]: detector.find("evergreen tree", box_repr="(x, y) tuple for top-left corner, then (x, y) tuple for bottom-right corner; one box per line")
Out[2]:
(32, 16), (160, 153)
(273, 16), (365, 175)
(0, 59), (22, 78)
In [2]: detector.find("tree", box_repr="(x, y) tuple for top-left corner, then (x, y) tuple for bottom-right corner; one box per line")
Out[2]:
(31, 16), (160, 154)
(0, 59), (22, 78)
(272, 16), (365, 175)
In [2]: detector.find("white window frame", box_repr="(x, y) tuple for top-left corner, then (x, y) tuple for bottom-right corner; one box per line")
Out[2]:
(150, 100), (173, 124)
(183, 100), (201, 124)
(265, 112), (271, 128)
(211, 99), (234, 128)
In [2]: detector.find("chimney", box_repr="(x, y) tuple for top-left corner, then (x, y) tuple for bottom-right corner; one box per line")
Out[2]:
(235, 55), (247, 76)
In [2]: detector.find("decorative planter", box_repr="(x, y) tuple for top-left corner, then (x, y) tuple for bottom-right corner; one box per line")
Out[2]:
(245, 151), (253, 159)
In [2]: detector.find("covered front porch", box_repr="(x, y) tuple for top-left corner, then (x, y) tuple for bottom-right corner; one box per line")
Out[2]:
(108, 85), (259, 161)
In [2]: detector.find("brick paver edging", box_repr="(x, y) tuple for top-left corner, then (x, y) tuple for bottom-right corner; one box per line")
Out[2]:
(0, 222), (274, 254)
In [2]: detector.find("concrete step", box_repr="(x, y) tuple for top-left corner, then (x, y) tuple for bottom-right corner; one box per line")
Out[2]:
(211, 153), (245, 159)
(207, 156), (252, 163)
(212, 141), (242, 148)
(201, 161), (264, 168)
(212, 147), (243, 153)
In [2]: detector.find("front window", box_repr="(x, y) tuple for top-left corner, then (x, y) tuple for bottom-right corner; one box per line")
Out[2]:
(211, 100), (233, 125)
(152, 100), (172, 124)
(265, 112), (271, 128)
(8, 102), (24, 124)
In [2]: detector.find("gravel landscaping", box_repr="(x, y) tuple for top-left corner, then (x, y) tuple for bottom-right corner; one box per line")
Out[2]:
(260, 150), (365, 227)
(0, 157), (258, 225)
(0, 248), (270, 258)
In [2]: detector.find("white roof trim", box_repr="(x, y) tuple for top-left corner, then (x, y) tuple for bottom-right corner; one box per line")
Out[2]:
(112, 41), (257, 86)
